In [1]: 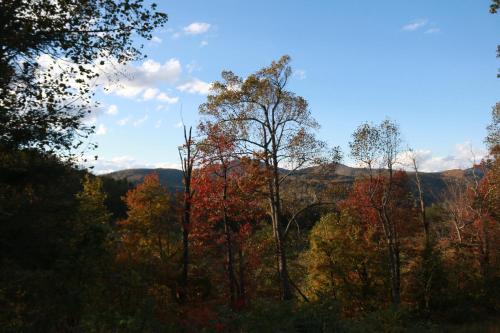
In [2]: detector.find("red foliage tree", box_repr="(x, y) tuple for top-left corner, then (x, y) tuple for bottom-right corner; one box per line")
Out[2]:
(191, 124), (266, 308)
(340, 171), (417, 305)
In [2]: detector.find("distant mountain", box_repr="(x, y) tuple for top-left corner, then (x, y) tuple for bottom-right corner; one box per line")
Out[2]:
(102, 164), (474, 202)
(104, 168), (184, 191)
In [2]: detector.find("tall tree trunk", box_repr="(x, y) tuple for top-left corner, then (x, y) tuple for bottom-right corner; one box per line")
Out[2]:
(270, 161), (292, 300)
(390, 242), (401, 307)
(224, 219), (236, 305)
(413, 160), (430, 245)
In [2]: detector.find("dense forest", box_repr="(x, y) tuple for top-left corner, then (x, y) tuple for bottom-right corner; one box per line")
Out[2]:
(0, 1), (499, 332)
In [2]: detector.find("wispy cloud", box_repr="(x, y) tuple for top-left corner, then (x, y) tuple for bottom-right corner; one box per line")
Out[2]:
(402, 19), (441, 35)
(402, 19), (428, 31)
(294, 69), (306, 80)
(186, 61), (200, 74)
(200, 40), (209, 47)
(133, 115), (149, 127)
(106, 104), (118, 115)
(425, 28), (440, 34)
(151, 36), (162, 43)
(117, 117), (130, 126)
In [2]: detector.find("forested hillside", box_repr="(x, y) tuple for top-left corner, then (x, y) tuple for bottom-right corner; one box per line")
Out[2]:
(104, 163), (474, 204)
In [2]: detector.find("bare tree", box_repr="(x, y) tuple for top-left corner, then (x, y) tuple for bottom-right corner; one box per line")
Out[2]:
(177, 126), (198, 303)
(200, 56), (336, 300)
(408, 149), (429, 245)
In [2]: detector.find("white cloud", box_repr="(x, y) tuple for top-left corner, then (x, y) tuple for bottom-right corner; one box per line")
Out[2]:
(397, 142), (487, 172)
(151, 36), (162, 43)
(177, 78), (212, 95)
(143, 88), (178, 103)
(183, 22), (211, 35)
(106, 104), (118, 115)
(200, 40), (209, 47)
(155, 162), (182, 169)
(96, 124), (107, 136)
(82, 155), (181, 174)
(103, 58), (181, 100)
(402, 19), (428, 31)
(174, 121), (183, 128)
(157, 92), (179, 104)
(155, 120), (162, 128)
(294, 69), (306, 80)
(133, 115), (149, 127)
(117, 117), (130, 126)
(143, 88), (159, 100)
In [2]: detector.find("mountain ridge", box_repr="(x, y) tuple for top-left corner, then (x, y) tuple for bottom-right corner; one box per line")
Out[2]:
(102, 164), (473, 202)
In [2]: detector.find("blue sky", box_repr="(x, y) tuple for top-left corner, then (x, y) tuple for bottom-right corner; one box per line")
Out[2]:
(86, 0), (500, 173)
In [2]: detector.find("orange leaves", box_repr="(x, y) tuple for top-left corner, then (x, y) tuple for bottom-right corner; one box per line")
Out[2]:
(123, 173), (170, 214)
(117, 173), (174, 263)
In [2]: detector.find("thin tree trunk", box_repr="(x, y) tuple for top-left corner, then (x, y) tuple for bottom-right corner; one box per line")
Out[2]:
(180, 170), (192, 303)
(452, 215), (463, 243)
(413, 158), (430, 245)
(180, 209), (189, 303)
(480, 217), (490, 283)
(222, 168), (237, 306)
(238, 247), (245, 303)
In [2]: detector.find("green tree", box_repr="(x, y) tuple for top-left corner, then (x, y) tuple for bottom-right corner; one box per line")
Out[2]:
(77, 174), (112, 225)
